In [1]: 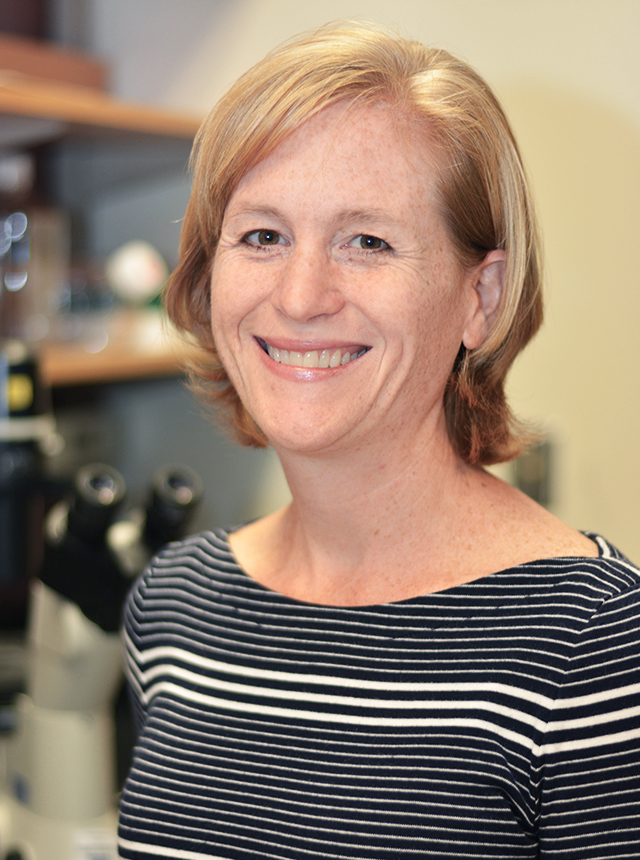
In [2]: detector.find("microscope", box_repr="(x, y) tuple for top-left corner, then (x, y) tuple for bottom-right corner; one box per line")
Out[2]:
(0, 342), (203, 860)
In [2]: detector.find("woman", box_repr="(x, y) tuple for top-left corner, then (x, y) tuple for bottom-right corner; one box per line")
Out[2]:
(119, 22), (640, 860)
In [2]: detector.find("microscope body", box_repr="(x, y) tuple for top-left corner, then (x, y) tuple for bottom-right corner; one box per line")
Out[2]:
(0, 462), (202, 860)
(1, 583), (122, 860)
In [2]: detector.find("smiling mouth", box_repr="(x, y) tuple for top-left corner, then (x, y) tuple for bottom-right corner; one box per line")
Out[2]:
(256, 337), (370, 368)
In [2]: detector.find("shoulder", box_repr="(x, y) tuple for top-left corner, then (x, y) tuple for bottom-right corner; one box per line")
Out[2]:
(159, 528), (234, 563)
(143, 529), (235, 579)
(570, 534), (640, 627)
(122, 528), (254, 657)
(565, 534), (640, 600)
(513, 533), (640, 604)
(526, 534), (640, 652)
(124, 529), (240, 615)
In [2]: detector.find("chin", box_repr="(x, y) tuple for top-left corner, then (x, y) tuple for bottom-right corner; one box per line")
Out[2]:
(264, 417), (357, 458)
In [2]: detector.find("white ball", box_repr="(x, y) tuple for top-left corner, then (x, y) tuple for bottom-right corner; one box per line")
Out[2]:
(105, 240), (169, 304)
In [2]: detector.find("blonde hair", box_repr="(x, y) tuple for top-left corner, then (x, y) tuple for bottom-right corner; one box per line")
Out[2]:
(165, 21), (543, 465)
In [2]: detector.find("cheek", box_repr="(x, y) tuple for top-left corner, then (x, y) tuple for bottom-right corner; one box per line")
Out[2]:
(210, 252), (270, 321)
(410, 279), (470, 372)
(209, 256), (244, 331)
(209, 260), (268, 381)
(209, 268), (241, 366)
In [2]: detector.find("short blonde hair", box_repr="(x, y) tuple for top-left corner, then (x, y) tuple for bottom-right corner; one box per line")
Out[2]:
(165, 21), (543, 465)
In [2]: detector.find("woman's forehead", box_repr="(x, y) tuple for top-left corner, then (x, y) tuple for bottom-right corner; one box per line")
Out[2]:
(227, 101), (441, 217)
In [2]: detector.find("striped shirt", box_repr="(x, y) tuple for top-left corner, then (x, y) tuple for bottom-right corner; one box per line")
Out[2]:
(119, 530), (640, 860)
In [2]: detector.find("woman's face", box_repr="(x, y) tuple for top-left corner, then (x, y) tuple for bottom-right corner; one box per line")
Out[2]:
(210, 102), (496, 457)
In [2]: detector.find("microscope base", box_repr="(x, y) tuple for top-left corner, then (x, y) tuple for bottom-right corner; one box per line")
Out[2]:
(0, 794), (117, 860)
(0, 695), (119, 860)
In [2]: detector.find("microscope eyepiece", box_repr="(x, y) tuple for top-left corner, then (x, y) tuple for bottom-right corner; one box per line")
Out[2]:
(67, 464), (126, 544)
(144, 465), (203, 550)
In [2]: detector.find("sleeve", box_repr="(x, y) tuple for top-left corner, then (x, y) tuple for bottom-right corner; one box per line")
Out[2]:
(539, 583), (640, 859)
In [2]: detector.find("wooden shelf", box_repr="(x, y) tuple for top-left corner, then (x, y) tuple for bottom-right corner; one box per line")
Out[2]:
(39, 309), (204, 387)
(0, 37), (204, 386)
(0, 72), (202, 146)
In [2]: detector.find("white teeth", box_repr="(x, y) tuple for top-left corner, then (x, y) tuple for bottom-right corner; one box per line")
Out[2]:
(265, 342), (365, 367)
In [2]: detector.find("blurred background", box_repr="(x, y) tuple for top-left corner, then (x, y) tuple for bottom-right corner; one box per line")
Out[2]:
(0, 1), (637, 855)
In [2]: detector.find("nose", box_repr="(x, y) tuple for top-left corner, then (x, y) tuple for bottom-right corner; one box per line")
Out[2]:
(271, 246), (345, 323)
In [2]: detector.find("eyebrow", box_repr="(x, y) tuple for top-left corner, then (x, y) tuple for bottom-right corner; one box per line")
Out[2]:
(335, 208), (395, 222)
(224, 206), (285, 222)
(226, 206), (400, 228)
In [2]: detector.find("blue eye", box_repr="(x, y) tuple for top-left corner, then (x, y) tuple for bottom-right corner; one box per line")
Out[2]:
(245, 229), (284, 246)
(350, 234), (390, 251)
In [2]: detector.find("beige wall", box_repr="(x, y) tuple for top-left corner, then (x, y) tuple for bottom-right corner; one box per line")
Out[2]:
(90, 0), (640, 559)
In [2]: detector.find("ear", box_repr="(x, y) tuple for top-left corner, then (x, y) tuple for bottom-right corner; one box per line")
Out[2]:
(461, 249), (506, 350)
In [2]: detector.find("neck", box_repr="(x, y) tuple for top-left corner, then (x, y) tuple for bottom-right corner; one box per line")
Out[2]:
(261, 416), (475, 603)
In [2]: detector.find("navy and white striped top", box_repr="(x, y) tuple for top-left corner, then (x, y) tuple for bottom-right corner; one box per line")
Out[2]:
(119, 530), (640, 860)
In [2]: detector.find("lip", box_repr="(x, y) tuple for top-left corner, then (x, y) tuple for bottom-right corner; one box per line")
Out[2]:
(255, 335), (369, 352)
(254, 335), (371, 376)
